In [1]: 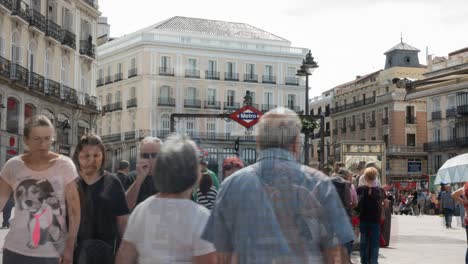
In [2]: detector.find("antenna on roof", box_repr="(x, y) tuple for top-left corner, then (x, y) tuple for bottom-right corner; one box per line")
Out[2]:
(400, 32), (403, 44)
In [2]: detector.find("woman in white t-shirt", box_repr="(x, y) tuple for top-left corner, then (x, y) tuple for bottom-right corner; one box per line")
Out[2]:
(116, 135), (216, 264)
(0, 115), (81, 264)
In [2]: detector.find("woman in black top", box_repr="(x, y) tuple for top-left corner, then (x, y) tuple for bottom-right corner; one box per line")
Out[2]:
(73, 134), (130, 263)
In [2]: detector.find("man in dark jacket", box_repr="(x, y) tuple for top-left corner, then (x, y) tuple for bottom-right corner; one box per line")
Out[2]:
(115, 160), (130, 190)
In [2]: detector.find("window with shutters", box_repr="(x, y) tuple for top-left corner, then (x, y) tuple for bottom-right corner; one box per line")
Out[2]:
(287, 94), (296, 109)
(246, 64), (255, 75)
(160, 114), (170, 137)
(227, 90), (235, 106)
(264, 65), (273, 77)
(160, 86), (170, 99)
(11, 32), (21, 64)
(187, 87), (196, 100)
(186, 118), (195, 137)
(208, 89), (216, 105)
(161, 56), (171, 69)
(207, 119), (216, 139)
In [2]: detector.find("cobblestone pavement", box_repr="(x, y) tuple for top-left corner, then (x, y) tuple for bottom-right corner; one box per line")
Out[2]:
(351, 214), (466, 264)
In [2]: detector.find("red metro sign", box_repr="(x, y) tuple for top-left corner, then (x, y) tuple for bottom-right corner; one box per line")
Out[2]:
(229, 105), (263, 128)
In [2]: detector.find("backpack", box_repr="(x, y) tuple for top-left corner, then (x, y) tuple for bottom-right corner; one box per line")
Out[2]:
(331, 176), (352, 216)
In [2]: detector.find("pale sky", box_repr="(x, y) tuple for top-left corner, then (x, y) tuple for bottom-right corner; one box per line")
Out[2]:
(98, 0), (468, 97)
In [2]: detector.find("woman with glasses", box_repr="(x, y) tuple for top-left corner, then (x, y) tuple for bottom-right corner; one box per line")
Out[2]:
(0, 115), (80, 264)
(116, 135), (216, 264)
(72, 134), (129, 264)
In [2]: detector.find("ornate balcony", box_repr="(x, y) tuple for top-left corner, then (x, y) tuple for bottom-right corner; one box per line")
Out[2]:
(159, 67), (173, 76)
(224, 102), (240, 110)
(113, 101), (122, 111)
(45, 79), (61, 99)
(114, 72), (122, 82)
(11, 0), (29, 22)
(105, 76), (113, 84)
(261, 104), (276, 112)
(61, 29), (76, 49)
(431, 111), (442, 120)
(10, 63), (28, 87)
(446, 108), (457, 118)
(158, 97), (176, 107)
(225, 72), (239, 81)
(79, 40), (95, 58)
(262, 75), (276, 84)
(244, 73), (258, 83)
(46, 20), (63, 42)
(124, 131), (136, 141)
(205, 71), (219, 80)
(185, 69), (200, 78)
(184, 99), (201, 108)
(96, 78), (104, 87)
(0, 56), (10, 78)
(285, 77), (299, 86)
(28, 8), (46, 33)
(128, 68), (138, 78)
(424, 137), (468, 151)
(60, 85), (78, 104)
(127, 98), (137, 108)
(29, 72), (44, 93)
(204, 100), (221, 109)
(0, 0), (12, 11)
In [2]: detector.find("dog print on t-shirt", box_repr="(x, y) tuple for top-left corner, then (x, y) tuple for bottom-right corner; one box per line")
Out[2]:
(15, 179), (63, 249)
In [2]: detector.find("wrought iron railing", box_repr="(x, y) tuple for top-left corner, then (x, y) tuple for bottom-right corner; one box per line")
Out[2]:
(184, 99), (201, 108)
(79, 40), (95, 58)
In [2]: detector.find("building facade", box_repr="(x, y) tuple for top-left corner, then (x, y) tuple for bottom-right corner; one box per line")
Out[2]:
(406, 47), (468, 178)
(96, 16), (307, 173)
(0, 0), (101, 168)
(330, 41), (428, 185)
(308, 89), (333, 167)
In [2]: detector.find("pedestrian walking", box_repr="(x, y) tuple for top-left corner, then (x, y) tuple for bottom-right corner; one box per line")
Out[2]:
(451, 183), (468, 263)
(440, 185), (455, 228)
(202, 107), (354, 263)
(196, 172), (218, 210)
(126, 137), (162, 210)
(73, 134), (130, 264)
(116, 135), (216, 264)
(0, 115), (80, 264)
(221, 156), (244, 180)
(115, 160), (131, 190)
(356, 167), (385, 264)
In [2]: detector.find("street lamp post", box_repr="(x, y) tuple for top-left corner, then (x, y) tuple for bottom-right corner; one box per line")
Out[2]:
(297, 50), (319, 166)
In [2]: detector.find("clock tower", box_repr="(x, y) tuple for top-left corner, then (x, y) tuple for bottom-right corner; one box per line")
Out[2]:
(384, 39), (420, 69)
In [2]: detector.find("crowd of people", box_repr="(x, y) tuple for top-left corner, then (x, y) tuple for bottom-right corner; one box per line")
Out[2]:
(0, 107), (446, 264)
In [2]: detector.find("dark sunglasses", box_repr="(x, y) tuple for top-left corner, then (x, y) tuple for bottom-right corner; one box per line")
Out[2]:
(141, 153), (157, 159)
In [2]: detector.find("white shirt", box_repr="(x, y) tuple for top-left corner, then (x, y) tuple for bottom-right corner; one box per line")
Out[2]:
(123, 196), (215, 264)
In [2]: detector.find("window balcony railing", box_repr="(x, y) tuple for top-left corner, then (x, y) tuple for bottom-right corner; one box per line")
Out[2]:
(79, 93), (100, 111)
(103, 104), (112, 113)
(424, 137), (468, 151)
(331, 98), (376, 115)
(359, 123), (365, 130)
(158, 97), (176, 107)
(114, 72), (122, 82)
(60, 85), (78, 104)
(185, 69), (200, 78)
(406, 116), (417, 124)
(128, 68), (138, 78)
(225, 72), (239, 81)
(0, 0), (13, 11)
(127, 98), (137, 108)
(184, 99), (201, 108)
(28, 8), (46, 33)
(262, 75), (276, 84)
(285, 77), (299, 86)
(386, 146), (426, 155)
(159, 67), (173, 76)
(431, 111), (442, 120)
(0, 56), (11, 78)
(369, 120), (376, 128)
(124, 131), (136, 141)
(244, 73), (258, 83)
(61, 29), (76, 49)
(382, 117), (389, 125)
(96, 78), (104, 87)
(79, 40), (95, 58)
(44, 79), (61, 99)
(105, 76), (113, 84)
(446, 108), (457, 118)
(10, 63), (28, 87)
(205, 71), (220, 80)
(261, 104), (276, 112)
(204, 100), (221, 109)
(11, 0), (29, 22)
(113, 101), (122, 111)
(46, 20), (63, 42)
(29, 72), (44, 93)
(224, 102), (240, 109)
(286, 105), (301, 112)
(457, 105), (468, 116)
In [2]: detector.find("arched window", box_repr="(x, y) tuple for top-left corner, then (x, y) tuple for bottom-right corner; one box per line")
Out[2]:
(6, 97), (19, 134)
(24, 103), (36, 120)
(160, 113), (170, 138)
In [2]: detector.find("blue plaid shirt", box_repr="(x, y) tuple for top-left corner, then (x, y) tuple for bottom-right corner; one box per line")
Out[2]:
(202, 148), (355, 263)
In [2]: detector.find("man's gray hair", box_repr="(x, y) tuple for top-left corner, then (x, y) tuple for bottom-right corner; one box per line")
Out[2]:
(153, 135), (199, 193)
(256, 107), (302, 150)
(139, 136), (162, 148)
